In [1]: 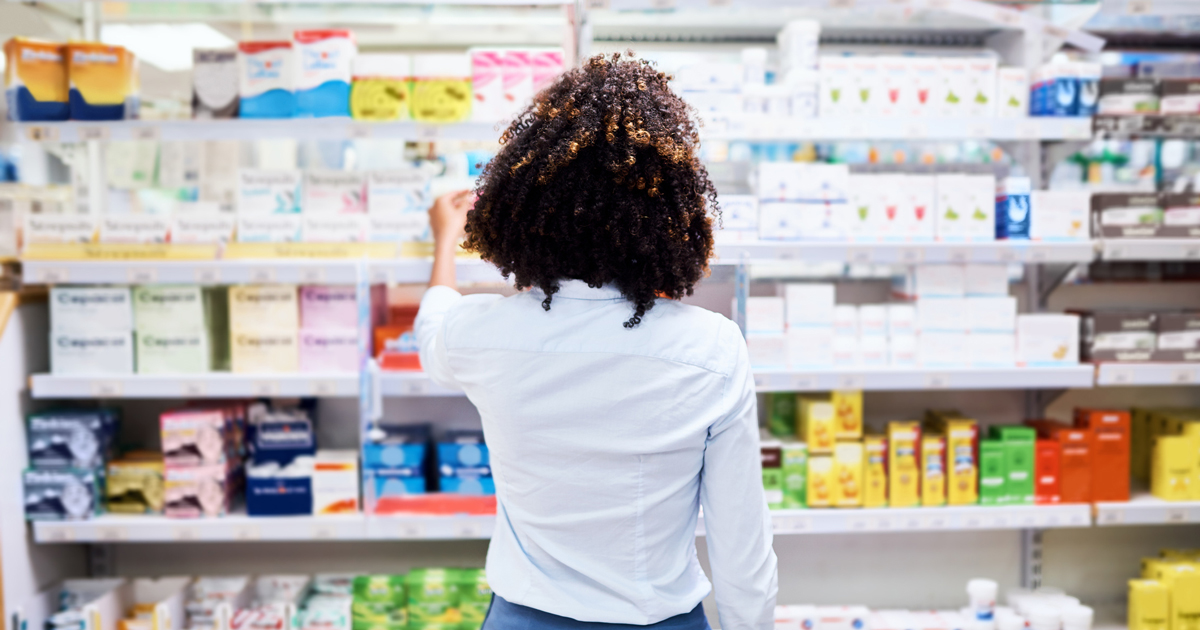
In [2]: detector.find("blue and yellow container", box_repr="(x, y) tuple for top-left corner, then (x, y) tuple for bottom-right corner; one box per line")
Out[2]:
(66, 41), (136, 120)
(4, 38), (69, 121)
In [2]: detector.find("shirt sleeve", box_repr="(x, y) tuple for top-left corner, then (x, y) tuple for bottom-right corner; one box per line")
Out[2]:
(415, 285), (465, 391)
(700, 323), (778, 630)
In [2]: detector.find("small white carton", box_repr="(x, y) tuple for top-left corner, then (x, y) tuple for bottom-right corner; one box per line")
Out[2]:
(858, 304), (888, 337)
(964, 264), (1010, 296)
(917, 298), (967, 332)
(965, 296), (1017, 332)
(918, 331), (969, 367)
(833, 305), (859, 337)
(744, 297), (786, 335)
(51, 330), (134, 375)
(996, 67), (1029, 118)
(1017, 314), (1079, 365)
(968, 332), (1016, 367)
(51, 287), (133, 333)
(889, 334), (918, 366)
(783, 283), (836, 328)
(1030, 190), (1090, 241)
(313, 449), (360, 515)
(786, 328), (835, 368)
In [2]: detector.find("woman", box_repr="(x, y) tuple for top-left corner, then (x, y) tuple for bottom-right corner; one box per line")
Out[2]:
(416, 53), (777, 630)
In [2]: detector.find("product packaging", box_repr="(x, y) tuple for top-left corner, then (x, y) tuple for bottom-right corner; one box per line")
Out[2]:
(965, 57), (997, 117)
(979, 439), (1006, 505)
(363, 425), (429, 498)
(411, 54), (472, 123)
(995, 67), (1028, 118)
(833, 305), (859, 338)
(1034, 440), (1062, 505)
(352, 575), (406, 630)
(832, 335), (858, 367)
(1017, 314), (1079, 366)
(66, 42), (135, 120)
(1075, 408), (1131, 502)
(783, 283), (835, 328)
(817, 56), (852, 117)
(1080, 311), (1156, 363)
(171, 209), (237, 245)
(831, 390), (862, 441)
(457, 569), (491, 627)
(799, 396), (836, 454)
(1161, 193), (1200, 238)
(887, 421), (921, 508)
(405, 569), (460, 626)
(966, 333), (1017, 367)
(97, 214), (171, 244)
(806, 455), (834, 508)
(745, 297), (786, 335)
(1027, 419), (1092, 504)
(990, 425), (1036, 504)
(748, 334), (787, 370)
(438, 430), (493, 495)
(832, 441), (863, 508)
(918, 331), (968, 367)
(781, 441), (808, 509)
(767, 393), (798, 438)
(23, 468), (99, 520)
(926, 411), (978, 506)
(531, 49), (564, 92)
(26, 409), (116, 470)
(935, 174), (995, 241)
(133, 285), (207, 332)
(247, 457), (313, 516)
(1154, 312), (1200, 363)
(917, 298), (967, 332)
(995, 177), (1032, 240)
(937, 57), (969, 118)
(136, 330), (211, 374)
(238, 42), (295, 118)
(908, 57), (940, 117)
(350, 54), (411, 121)
(106, 453), (165, 514)
(51, 287), (133, 333)
(762, 441), (783, 510)
(920, 434), (946, 507)
(1098, 78), (1159, 115)
(161, 408), (230, 467)
(367, 171), (430, 244)
(50, 330), (134, 375)
(966, 297), (1017, 333)
(500, 50), (533, 121)
(231, 329), (300, 373)
(236, 170), (302, 242)
(193, 48), (239, 118)
(4, 37), (69, 121)
(229, 285), (299, 330)
(964, 264), (1009, 297)
(1031, 190), (1091, 240)
(303, 171), (367, 241)
(1127, 580), (1168, 630)
(293, 30), (355, 117)
(863, 433), (888, 508)
(1091, 193), (1163, 238)
(164, 462), (234, 518)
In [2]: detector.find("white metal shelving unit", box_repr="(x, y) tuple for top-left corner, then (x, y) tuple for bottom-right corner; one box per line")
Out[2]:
(29, 373), (361, 399)
(715, 241), (1097, 265)
(1098, 238), (1200, 262)
(702, 116), (1094, 142)
(1094, 363), (1200, 387)
(752, 365), (1096, 392)
(1095, 494), (1200, 526)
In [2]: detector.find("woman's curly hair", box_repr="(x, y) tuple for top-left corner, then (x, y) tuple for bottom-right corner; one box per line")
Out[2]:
(464, 52), (718, 328)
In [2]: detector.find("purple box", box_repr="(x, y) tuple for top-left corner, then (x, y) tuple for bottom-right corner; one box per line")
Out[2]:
(298, 328), (359, 372)
(299, 285), (357, 330)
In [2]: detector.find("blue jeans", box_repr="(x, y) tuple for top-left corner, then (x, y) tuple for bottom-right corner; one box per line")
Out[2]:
(481, 595), (711, 630)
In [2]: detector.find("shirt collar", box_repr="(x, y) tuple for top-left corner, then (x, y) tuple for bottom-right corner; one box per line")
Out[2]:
(546, 279), (626, 301)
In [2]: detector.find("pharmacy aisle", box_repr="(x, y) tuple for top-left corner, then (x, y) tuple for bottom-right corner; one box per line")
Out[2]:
(2, 1), (1200, 630)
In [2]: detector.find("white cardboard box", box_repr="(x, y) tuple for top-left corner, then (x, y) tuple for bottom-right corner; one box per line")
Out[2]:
(783, 283), (836, 328)
(858, 304), (888, 337)
(915, 265), (966, 297)
(719, 195), (759, 231)
(1030, 190), (1091, 241)
(967, 332), (1016, 367)
(833, 305), (859, 337)
(889, 334), (918, 366)
(917, 298), (967, 332)
(786, 328), (835, 368)
(964, 264), (1010, 296)
(996, 66), (1029, 118)
(887, 304), (917, 336)
(748, 334), (787, 369)
(859, 335), (888, 366)
(51, 287), (133, 333)
(918, 331), (969, 367)
(51, 330), (135, 375)
(965, 296), (1017, 332)
(313, 449), (360, 515)
(1017, 314), (1080, 365)
(742, 297), (786, 335)
(832, 335), (858, 367)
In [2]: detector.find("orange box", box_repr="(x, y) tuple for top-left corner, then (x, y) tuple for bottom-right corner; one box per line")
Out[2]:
(921, 434), (946, 507)
(1027, 419), (1092, 503)
(1075, 408), (1130, 502)
(1034, 439), (1061, 504)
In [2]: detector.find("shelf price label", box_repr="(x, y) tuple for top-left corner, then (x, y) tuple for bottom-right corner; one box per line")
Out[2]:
(847, 516), (871, 532)
(95, 526), (129, 542)
(1126, 0), (1152, 14)
(899, 248), (923, 264)
(172, 526), (199, 541)
(1165, 508), (1188, 524)
(132, 125), (160, 141)
(1106, 367), (1135, 386)
(837, 374), (865, 390)
(774, 516), (811, 534)
(35, 267), (70, 284)
(962, 515), (985, 529)
(312, 524), (338, 539)
(89, 380), (124, 398)
(848, 248), (871, 264)
(348, 125), (373, 140)
(925, 373), (950, 389)
(180, 381), (207, 397)
(399, 379), (429, 396)
(947, 248), (969, 264)
(395, 521), (428, 539)
(312, 380), (340, 396)
(873, 516), (895, 531)
(127, 267), (158, 284)
(233, 525), (261, 541)
(25, 125), (60, 142)
(78, 126), (111, 142)
(299, 267), (327, 284)
(251, 380), (280, 397)
(1172, 369), (1196, 385)
(790, 375), (817, 391)
(1042, 513), (1063, 528)
(924, 514), (948, 530)
(247, 267), (277, 283)
(828, 0), (855, 7)
(454, 521), (483, 538)
(194, 267), (222, 284)
(43, 527), (75, 543)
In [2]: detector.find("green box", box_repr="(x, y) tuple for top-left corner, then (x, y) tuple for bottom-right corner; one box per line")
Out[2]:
(761, 442), (783, 510)
(766, 393), (798, 438)
(352, 575), (406, 630)
(990, 425), (1035, 505)
(204, 287), (230, 371)
(406, 569), (459, 626)
(979, 439), (1006, 505)
(455, 569), (491, 629)
(133, 285), (207, 332)
(781, 441), (808, 509)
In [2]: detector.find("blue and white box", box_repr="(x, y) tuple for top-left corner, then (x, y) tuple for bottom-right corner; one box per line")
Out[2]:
(238, 41), (295, 118)
(23, 468), (99, 520)
(995, 177), (1032, 240)
(293, 30), (355, 118)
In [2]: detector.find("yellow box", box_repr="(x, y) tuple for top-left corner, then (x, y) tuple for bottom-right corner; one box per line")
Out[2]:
(230, 329), (298, 373)
(831, 390), (863, 441)
(1152, 435), (1197, 502)
(798, 396), (836, 454)
(4, 38), (69, 121)
(807, 455), (834, 508)
(228, 285), (299, 331)
(921, 434), (946, 507)
(66, 41), (135, 112)
(1128, 579), (1169, 630)
(833, 441), (863, 508)
(888, 420), (921, 508)
(863, 433), (888, 508)
(926, 413), (978, 506)
(1158, 565), (1200, 630)
(1143, 557), (1189, 580)
(1184, 421), (1200, 500)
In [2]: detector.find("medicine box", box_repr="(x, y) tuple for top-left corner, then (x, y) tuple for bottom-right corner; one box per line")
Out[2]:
(887, 421), (921, 508)
(27, 409), (114, 470)
(1031, 191), (1090, 241)
(930, 414), (978, 506)
(858, 305), (888, 336)
(98, 214), (171, 244)
(781, 441), (808, 509)
(744, 297), (786, 335)
(806, 455), (834, 508)
(913, 265), (966, 298)
(918, 331), (968, 367)
(406, 569), (460, 626)
(311, 450), (359, 515)
(51, 287), (132, 333)
(783, 283), (835, 328)
(299, 285), (358, 330)
(1017, 314), (1079, 366)
(832, 441), (863, 508)
(965, 296), (1017, 332)
(831, 390), (862, 441)
(50, 330), (134, 375)
(964, 264), (1009, 297)
(832, 335), (858, 367)
(133, 285), (207, 332)
(991, 425), (1035, 505)
(1153, 312), (1200, 363)
(995, 177), (1032, 240)
(293, 30), (355, 118)
(1091, 193), (1163, 239)
(748, 334), (787, 370)
(799, 396), (835, 454)
(165, 463), (234, 518)
(1080, 311), (1156, 363)
(193, 48), (239, 118)
(1127, 580), (1168, 630)
(889, 334), (918, 367)
(859, 335), (887, 366)
(299, 329), (358, 373)
(304, 171), (366, 216)
(996, 66), (1029, 118)
(834, 305), (859, 337)
(1097, 78), (1159, 115)
(229, 285), (299, 331)
(136, 330), (211, 374)
(238, 41), (295, 118)
(23, 468), (99, 520)
(966, 332), (1016, 367)
(1160, 193), (1200, 238)
(161, 408), (229, 467)
(767, 393), (798, 438)
(106, 453), (164, 514)
(1075, 408), (1131, 502)
(1034, 439), (1061, 505)
(718, 195), (759, 232)
(863, 434), (888, 508)
(231, 330), (299, 373)
(916, 298), (966, 332)
(979, 439), (1006, 505)
(66, 42), (135, 121)
(920, 434), (946, 507)
(4, 38), (69, 121)
(762, 442), (783, 509)
(247, 461), (313, 516)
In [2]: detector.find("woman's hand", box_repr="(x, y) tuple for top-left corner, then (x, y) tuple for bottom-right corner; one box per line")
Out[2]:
(428, 190), (475, 289)
(430, 190), (475, 248)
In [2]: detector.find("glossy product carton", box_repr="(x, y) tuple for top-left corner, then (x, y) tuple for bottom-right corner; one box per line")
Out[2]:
(1153, 312), (1200, 363)
(1031, 190), (1091, 241)
(193, 48), (239, 118)
(767, 393), (798, 438)
(920, 434), (946, 507)
(762, 442), (784, 509)
(1075, 408), (1131, 502)
(1151, 435), (1196, 501)
(136, 330), (210, 374)
(990, 425), (1035, 504)
(1091, 193), (1163, 238)
(1034, 439), (1061, 504)
(50, 330), (134, 375)
(1127, 580), (1168, 630)
(164, 462), (233, 518)
(979, 439), (1006, 505)
(926, 413), (978, 505)
(237, 170), (302, 242)
(405, 569), (460, 626)
(26, 409), (116, 470)
(887, 421), (921, 508)
(996, 66), (1028, 118)
(313, 449), (359, 515)
(1098, 78), (1159, 115)
(806, 455), (834, 508)
(300, 285), (358, 330)
(66, 42), (135, 120)
(293, 30), (355, 118)
(367, 171), (429, 242)
(299, 329), (358, 373)
(1161, 193), (1200, 238)
(229, 285), (299, 331)
(1017, 314), (1080, 366)
(411, 54), (472, 123)
(831, 390), (862, 441)
(51, 287), (133, 333)
(4, 38), (69, 121)
(798, 396), (835, 454)
(106, 453), (165, 514)
(781, 441), (808, 508)
(161, 408), (228, 466)
(863, 433), (888, 508)
(231, 329), (299, 373)
(457, 569), (492, 627)
(1080, 311), (1157, 363)
(133, 285), (207, 332)
(23, 468), (99, 520)
(352, 575), (406, 630)
(1027, 420), (1092, 503)
(995, 177), (1032, 240)
(832, 441), (863, 508)
(350, 54), (411, 122)
(238, 41), (295, 118)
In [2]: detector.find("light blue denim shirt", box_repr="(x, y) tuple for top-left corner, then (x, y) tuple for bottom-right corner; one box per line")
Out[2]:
(416, 280), (777, 630)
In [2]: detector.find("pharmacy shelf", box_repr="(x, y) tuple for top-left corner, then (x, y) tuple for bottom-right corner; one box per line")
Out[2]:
(22, 258), (506, 285)
(752, 365), (1095, 393)
(2, 119), (503, 144)
(1095, 494), (1200, 526)
(33, 504), (1093, 544)
(715, 241), (1096, 265)
(1098, 238), (1200, 262)
(378, 372), (466, 397)
(1094, 114), (1200, 140)
(701, 116), (1094, 142)
(1094, 362), (1200, 387)
(753, 504), (1092, 536)
(29, 373), (360, 399)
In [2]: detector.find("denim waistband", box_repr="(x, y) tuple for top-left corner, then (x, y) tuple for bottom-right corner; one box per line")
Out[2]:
(481, 595), (711, 630)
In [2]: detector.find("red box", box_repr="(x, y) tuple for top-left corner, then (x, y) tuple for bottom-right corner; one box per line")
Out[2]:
(1074, 409), (1131, 502)
(1026, 420), (1092, 503)
(1034, 439), (1061, 505)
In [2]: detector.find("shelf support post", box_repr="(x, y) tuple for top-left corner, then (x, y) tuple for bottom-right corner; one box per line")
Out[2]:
(1020, 528), (1044, 590)
(735, 252), (749, 336)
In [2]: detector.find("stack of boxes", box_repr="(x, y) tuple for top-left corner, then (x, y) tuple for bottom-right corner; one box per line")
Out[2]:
(299, 286), (360, 373)
(50, 287), (135, 375)
(364, 425), (430, 508)
(437, 430), (494, 496)
(302, 172), (368, 242)
(229, 285), (300, 373)
(895, 264), (1018, 368)
(1133, 408), (1200, 502)
(161, 404), (244, 518)
(818, 55), (1014, 118)
(757, 163), (850, 241)
(406, 569), (491, 630)
(1129, 550), (1200, 630)
(133, 285), (227, 374)
(765, 390), (862, 509)
(1079, 310), (1200, 364)
(353, 575), (406, 630)
(22, 408), (118, 520)
(245, 409), (316, 516)
(1022, 409), (1131, 505)
(1030, 61), (1102, 117)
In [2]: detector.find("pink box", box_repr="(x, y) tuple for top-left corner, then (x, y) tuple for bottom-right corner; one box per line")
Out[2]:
(299, 328), (359, 372)
(532, 49), (564, 93)
(161, 409), (229, 467)
(164, 463), (233, 518)
(299, 285), (358, 329)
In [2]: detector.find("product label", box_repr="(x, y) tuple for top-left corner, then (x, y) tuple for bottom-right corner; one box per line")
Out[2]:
(172, 213), (236, 244)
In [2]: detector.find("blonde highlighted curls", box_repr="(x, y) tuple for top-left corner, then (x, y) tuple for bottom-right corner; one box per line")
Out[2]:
(464, 52), (719, 328)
